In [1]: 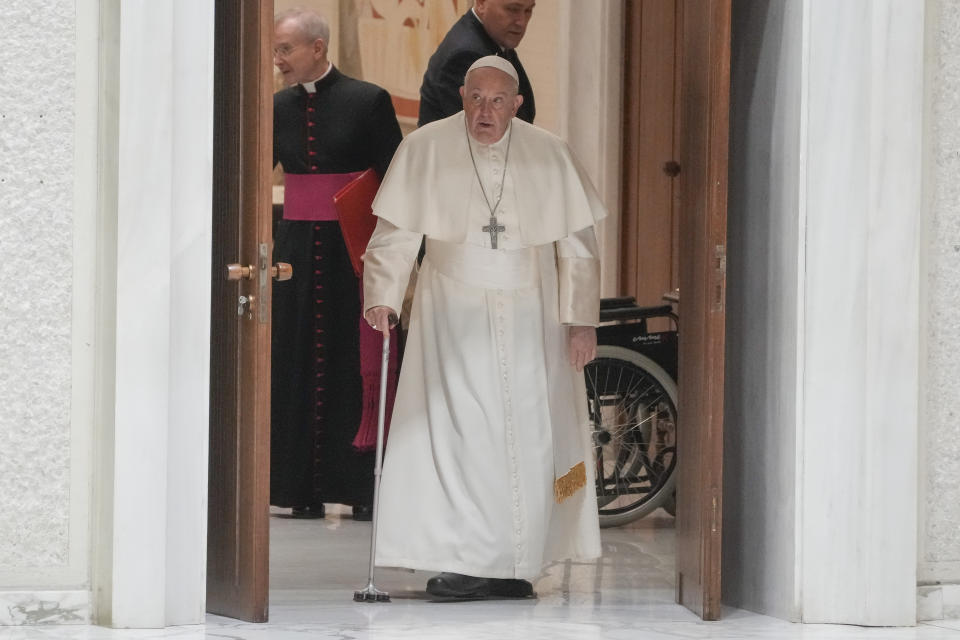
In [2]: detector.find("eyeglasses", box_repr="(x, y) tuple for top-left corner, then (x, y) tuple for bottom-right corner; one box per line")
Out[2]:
(272, 43), (303, 58)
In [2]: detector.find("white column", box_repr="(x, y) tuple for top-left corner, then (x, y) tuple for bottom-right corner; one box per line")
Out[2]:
(95, 0), (214, 628)
(725, 0), (923, 625)
(799, 0), (922, 625)
(164, 0), (215, 626)
(109, 0), (175, 626)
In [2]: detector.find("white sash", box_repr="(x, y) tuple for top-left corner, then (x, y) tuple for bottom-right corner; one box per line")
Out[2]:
(426, 239), (538, 290)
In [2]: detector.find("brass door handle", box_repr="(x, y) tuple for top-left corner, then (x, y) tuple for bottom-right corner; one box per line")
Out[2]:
(227, 246), (284, 324)
(271, 262), (293, 281)
(225, 264), (255, 281)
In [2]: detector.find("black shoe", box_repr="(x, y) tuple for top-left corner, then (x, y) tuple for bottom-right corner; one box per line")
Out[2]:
(291, 504), (325, 519)
(425, 572), (491, 599)
(352, 505), (373, 521)
(490, 578), (535, 598)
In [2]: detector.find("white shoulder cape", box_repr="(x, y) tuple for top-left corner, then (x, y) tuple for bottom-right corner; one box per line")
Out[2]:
(372, 112), (608, 245)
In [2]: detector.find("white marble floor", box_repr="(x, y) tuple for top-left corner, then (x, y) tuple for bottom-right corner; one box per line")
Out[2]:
(2, 506), (959, 639)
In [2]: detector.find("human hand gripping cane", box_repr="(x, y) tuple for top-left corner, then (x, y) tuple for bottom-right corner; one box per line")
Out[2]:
(354, 307), (398, 603)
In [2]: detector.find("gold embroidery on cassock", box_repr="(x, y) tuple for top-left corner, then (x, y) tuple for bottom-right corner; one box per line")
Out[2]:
(554, 461), (587, 503)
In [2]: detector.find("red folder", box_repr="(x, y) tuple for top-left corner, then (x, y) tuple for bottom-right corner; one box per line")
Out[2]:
(333, 168), (380, 277)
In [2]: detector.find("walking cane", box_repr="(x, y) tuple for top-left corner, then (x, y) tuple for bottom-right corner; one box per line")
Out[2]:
(354, 321), (394, 603)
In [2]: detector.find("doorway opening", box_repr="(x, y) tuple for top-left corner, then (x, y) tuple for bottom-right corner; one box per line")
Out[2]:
(207, 0), (729, 623)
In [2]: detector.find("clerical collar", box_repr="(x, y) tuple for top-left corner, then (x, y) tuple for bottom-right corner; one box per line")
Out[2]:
(300, 62), (333, 94)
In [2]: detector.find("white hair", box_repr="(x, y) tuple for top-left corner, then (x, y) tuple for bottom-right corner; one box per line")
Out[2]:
(275, 7), (331, 45)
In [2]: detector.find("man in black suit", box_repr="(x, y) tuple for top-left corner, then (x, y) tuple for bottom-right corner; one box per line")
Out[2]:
(418, 0), (536, 127)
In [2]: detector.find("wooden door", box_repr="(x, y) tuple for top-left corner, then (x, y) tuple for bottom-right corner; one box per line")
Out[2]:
(207, 0), (275, 622)
(674, 0), (731, 621)
(621, 0), (681, 308)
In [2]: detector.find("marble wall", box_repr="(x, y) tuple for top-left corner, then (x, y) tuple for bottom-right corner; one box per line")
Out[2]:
(725, 0), (924, 626)
(0, 0), (105, 625)
(918, 0), (960, 621)
(0, 0), (94, 625)
(0, 0), (75, 571)
(800, 1), (922, 626)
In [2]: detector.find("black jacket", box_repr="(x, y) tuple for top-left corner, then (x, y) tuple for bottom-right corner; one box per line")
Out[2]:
(418, 10), (536, 127)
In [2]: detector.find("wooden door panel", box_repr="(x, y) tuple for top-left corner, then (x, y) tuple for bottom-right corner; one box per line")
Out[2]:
(675, 0), (731, 621)
(621, 0), (679, 308)
(208, 0), (274, 623)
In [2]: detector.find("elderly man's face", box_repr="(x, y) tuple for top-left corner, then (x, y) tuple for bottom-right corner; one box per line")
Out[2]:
(474, 0), (535, 50)
(273, 18), (327, 85)
(459, 67), (523, 144)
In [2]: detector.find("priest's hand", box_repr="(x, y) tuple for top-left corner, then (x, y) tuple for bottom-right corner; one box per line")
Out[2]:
(568, 325), (597, 372)
(364, 305), (398, 338)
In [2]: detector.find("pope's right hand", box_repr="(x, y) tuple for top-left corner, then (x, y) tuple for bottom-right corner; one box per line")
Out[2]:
(364, 305), (398, 339)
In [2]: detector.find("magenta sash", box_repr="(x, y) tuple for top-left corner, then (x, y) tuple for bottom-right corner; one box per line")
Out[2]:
(283, 172), (361, 220)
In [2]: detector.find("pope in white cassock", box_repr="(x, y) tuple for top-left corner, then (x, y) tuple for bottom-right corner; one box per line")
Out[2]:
(363, 55), (605, 600)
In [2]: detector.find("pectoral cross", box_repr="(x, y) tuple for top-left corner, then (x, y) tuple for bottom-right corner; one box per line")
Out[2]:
(483, 216), (505, 249)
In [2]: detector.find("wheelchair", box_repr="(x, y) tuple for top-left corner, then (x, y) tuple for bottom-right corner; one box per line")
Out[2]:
(586, 293), (678, 528)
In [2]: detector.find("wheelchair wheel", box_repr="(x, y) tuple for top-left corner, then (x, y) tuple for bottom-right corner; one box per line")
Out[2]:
(585, 345), (678, 528)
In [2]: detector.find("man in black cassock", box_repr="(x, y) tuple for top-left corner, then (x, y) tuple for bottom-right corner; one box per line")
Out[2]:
(271, 7), (402, 520)
(418, 0), (536, 127)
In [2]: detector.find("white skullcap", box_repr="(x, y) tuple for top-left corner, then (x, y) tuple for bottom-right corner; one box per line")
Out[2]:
(465, 55), (519, 85)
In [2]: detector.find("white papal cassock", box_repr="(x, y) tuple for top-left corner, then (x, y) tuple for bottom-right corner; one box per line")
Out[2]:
(363, 112), (606, 579)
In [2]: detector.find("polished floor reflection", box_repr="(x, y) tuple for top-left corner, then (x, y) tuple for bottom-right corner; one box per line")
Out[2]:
(2, 506), (959, 639)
